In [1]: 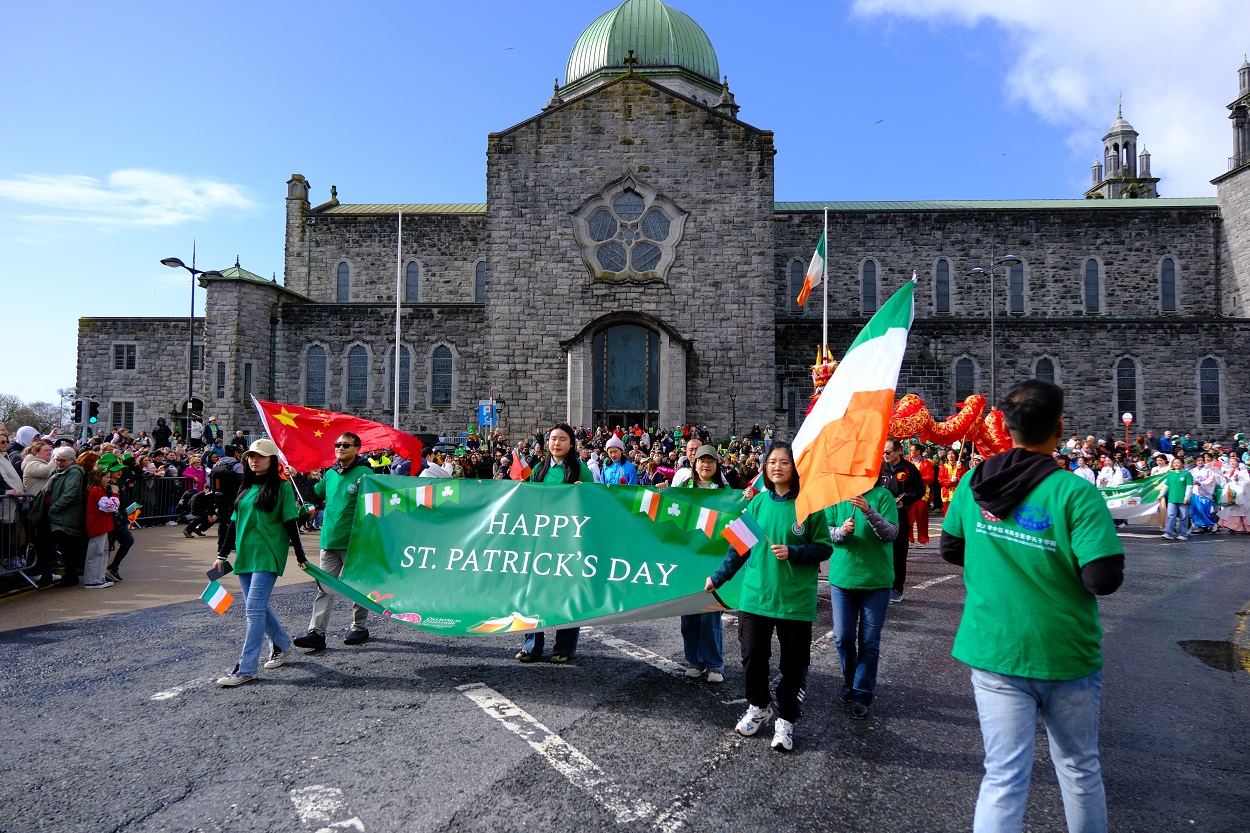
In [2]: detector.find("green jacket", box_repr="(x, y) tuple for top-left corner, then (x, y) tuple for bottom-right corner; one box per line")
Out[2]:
(313, 456), (373, 550)
(48, 464), (86, 537)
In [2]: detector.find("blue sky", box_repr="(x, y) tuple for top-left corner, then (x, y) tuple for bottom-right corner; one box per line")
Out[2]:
(3, 0), (1247, 406)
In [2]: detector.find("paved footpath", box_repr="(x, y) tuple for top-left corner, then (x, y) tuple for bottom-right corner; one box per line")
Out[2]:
(0, 524), (1247, 832)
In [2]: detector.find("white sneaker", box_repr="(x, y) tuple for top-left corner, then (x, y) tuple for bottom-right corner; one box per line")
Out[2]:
(770, 717), (794, 751)
(706, 670), (724, 684)
(685, 667), (704, 678)
(84, 580), (114, 589)
(263, 644), (298, 670)
(735, 704), (774, 736)
(216, 672), (255, 687)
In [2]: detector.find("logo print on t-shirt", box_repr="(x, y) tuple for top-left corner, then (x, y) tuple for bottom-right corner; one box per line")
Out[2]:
(980, 508), (1002, 523)
(1013, 504), (1052, 531)
(791, 522), (805, 536)
(347, 484), (358, 494)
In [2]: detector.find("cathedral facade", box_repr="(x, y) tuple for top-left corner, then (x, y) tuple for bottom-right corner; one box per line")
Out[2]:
(78, 0), (1250, 443)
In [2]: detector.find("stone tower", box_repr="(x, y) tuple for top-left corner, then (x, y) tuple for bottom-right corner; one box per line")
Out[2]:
(1086, 102), (1160, 199)
(1214, 55), (1250, 314)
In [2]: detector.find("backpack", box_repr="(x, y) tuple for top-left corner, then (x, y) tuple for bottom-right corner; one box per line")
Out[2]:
(210, 459), (241, 504)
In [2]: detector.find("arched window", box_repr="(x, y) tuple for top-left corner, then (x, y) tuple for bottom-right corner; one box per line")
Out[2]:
(1161, 257), (1177, 312)
(346, 346), (368, 406)
(336, 262), (350, 303)
(934, 259), (951, 314)
(432, 346), (453, 406)
(1034, 356), (1056, 384)
(1007, 261), (1025, 313)
(591, 324), (661, 428)
(788, 260), (805, 313)
(306, 346), (326, 407)
(1084, 258), (1100, 313)
(1115, 358), (1138, 420)
(954, 357), (976, 403)
(1199, 357), (1221, 425)
(389, 346), (411, 406)
(861, 260), (877, 315)
(405, 262), (420, 302)
(474, 261), (487, 303)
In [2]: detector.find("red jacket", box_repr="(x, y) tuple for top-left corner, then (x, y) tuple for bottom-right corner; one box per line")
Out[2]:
(86, 486), (120, 538)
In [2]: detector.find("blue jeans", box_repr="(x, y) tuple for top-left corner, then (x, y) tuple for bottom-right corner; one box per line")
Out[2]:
(523, 627), (579, 657)
(237, 572), (292, 676)
(1164, 503), (1190, 538)
(110, 525), (134, 567)
(970, 668), (1106, 833)
(829, 586), (891, 704)
(680, 612), (723, 673)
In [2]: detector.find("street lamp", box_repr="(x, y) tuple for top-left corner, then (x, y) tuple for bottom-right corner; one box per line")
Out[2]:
(728, 392), (737, 439)
(160, 256), (223, 433)
(966, 255), (1022, 406)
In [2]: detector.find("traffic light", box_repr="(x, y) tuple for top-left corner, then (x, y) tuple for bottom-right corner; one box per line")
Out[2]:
(88, 400), (100, 424)
(72, 398), (83, 424)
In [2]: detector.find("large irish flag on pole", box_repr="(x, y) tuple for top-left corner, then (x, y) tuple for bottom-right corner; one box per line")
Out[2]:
(795, 231), (826, 307)
(791, 278), (916, 524)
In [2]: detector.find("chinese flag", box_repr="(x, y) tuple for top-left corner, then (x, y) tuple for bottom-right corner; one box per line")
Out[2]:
(252, 397), (423, 472)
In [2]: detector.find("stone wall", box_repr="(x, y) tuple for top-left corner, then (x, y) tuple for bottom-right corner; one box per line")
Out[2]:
(485, 74), (776, 437)
(1216, 165), (1250, 314)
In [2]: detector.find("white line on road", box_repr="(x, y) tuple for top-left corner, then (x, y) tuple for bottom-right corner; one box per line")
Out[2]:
(150, 678), (210, 701)
(289, 785), (365, 832)
(581, 627), (688, 679)
(910, 574), (957, 592)
(457, 683), (657, 825)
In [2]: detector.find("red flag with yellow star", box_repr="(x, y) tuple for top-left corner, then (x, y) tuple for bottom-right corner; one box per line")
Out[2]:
(251, 396), (423, 472)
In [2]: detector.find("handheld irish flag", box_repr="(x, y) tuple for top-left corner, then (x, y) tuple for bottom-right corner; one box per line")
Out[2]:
(201, 581), (234, 615)
(795, 230), (826, 307)
(791, 278), (915, 524)
(722, 512), (766, 556)
(509, 449), (532, 482)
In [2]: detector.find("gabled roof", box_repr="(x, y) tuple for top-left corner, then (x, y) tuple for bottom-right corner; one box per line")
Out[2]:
(203, 263), (315, 302)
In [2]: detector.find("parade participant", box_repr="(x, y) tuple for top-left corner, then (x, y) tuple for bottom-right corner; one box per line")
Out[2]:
(49, 447), (88, 587)
(214, 439), (306, 687)
(600, 435), (638, 485)
(83, 463), (122, 589)
(515, 423), (594, 664)
(1150, 454), (1170, 476)
(825, 477), (899, 719)
(1074, 456), (1097, 485)
(880, 438), (923, 602)
(908, 442), (934, 548)
(1188, 454), (1218, 533)
(292, 432), (374, 650)
(938, 448), (967, 507)
(1217, 458), (1250, 533)
(1095, 458), (1124, 489)
(705, 442), (833, 752)
(941, 379), (1123, 833)
(679, 445), (730, 683)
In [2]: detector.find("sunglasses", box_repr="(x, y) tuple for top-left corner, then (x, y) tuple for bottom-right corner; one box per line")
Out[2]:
(334, 442), (358, 449)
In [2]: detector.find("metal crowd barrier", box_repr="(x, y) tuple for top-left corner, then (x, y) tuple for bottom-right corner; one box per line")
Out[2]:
(117, 476), (196, 525)
(0, 495), (37, 588)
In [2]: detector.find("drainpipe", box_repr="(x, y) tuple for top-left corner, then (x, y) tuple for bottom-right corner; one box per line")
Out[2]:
(1212, 211), (1222, 317)
(269, 307), (278, 400)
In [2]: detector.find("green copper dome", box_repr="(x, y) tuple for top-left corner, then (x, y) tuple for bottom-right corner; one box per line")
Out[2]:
(566, 0), (720, 86)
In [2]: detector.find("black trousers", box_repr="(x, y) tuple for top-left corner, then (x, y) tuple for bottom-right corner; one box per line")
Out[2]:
(738, 611), (812, 723)
(51, 530), (87, 582)
(892, 534), (909, 594)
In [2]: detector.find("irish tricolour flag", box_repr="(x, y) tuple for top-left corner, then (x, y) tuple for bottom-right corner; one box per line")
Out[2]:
(792, 279), (915, 524)
(722, 512), (766, 556)
(795, 231), (825, 307)
(634, 489), (661, 520)
(201, 581), (234, 615)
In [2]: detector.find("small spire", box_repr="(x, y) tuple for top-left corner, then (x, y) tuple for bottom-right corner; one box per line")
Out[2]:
(235, 255), (241, 268)
(545, 78), (564, 110)
(1117, 91), (1122, 118)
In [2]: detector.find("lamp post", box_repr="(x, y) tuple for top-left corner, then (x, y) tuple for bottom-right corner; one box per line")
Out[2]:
(966, 255), (1022, 406)
(728, 393), (737, 439)
(160, 255), (223, 434)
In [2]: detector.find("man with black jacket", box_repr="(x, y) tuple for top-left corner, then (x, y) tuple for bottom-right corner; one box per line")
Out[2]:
(940, 379), (1123, 833)
(879, 438), (924, 602)
(210, 445), (244, 547)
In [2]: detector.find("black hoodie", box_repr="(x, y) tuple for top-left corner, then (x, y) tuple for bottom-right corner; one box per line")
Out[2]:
(940, 448), (1124, 595)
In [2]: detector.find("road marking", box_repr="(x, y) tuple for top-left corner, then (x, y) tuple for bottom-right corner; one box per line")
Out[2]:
(458, 683), (656, 825)
(150, 678), (210, 701)
(651, 733), (743, 833)
(910, 574), (957, 592)
(581, 627), (688, 679)
(289, 785), (365, 832)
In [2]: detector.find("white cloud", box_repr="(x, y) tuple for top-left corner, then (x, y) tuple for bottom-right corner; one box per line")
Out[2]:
(0, 169), (256, 228)
(851, 0), (1250, 195)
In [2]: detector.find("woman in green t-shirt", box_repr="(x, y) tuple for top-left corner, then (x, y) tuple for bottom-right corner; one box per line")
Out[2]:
(515, 423), (594, 664)
(705, 442), (833, 752)
(214, 439), (307, 688)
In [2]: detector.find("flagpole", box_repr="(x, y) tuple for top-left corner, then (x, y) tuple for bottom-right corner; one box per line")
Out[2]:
(821, 208), (828, 354)
(394, 210), (402, 429)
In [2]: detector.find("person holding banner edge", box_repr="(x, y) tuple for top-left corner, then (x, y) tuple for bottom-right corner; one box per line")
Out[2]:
(705, 441), (833, 752)
(679, 445), (731, 683)
(516, 423), (595, 664)
(289, 432), (374, 651)
(215, 439), (307, 688)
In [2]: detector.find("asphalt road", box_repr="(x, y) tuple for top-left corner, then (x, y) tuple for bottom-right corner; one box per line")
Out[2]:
(0, 526), (1247, 833)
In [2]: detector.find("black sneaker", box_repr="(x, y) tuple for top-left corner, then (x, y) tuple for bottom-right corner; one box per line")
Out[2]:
(343, 629), (370, 646)
(851, 702), (871, 720)
(105, 566), (122, 582)
(293, 630), (327, 651)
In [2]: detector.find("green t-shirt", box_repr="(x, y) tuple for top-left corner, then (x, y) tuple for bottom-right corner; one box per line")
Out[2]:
(824, 486), (899, 591)
(1163, 469), (1193, 504)
(314, 459), (372, 550)
(737, 491), (833, 622)
(231, 481), (300, 576)
(531, 458), (594, 485)
(943, 469), (1122, 680)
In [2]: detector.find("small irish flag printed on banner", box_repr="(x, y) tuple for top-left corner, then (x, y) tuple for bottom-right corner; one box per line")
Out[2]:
(414, 485), (434, 509)
(722, 512), (766, 556)
(363, 492), (383, 517)
(693, 505), (719, 538)
(634, 489), (660, 520)
(201, 581), (233, 615)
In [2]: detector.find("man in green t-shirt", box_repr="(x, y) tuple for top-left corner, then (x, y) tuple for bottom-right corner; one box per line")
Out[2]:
(940, 380), (1124, 833)
(1161, 456), (1193, 540)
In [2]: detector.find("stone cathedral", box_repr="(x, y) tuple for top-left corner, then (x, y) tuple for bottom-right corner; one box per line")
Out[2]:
(78, 0), (1250, 443)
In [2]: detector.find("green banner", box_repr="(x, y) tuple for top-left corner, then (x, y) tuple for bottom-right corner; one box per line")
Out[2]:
(323, 476), (752, 636)
(1098, 471), (1167, 519)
